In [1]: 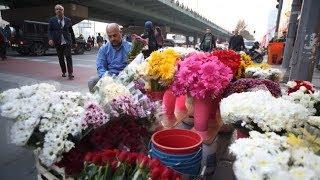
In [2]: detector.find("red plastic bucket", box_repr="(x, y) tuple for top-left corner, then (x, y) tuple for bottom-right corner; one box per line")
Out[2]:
(151, 129), (202, 154)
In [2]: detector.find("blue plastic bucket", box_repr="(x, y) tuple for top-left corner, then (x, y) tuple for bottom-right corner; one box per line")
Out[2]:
(150, 143), (202, 176)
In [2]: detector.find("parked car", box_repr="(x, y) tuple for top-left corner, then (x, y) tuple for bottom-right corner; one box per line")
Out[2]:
(9, 20), (85, 56)
(244, 40), (254, 50)
(163, 39), (175, 47)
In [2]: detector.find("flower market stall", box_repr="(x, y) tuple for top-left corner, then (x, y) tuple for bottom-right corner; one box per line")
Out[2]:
(1, 48), (320, 180)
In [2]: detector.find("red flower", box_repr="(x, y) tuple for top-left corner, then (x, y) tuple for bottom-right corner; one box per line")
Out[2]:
(150, 167), (162, 180)
(161, 167), (174, 179)
(111, 160), (118, 171)
(136, 154), (149, 168)
(211, 50), (241, 75)
(118, 150), (129, 162)
(288, 80), (315, 94)
(101, 150), (116, 164)
(91, 153), (102, 165)
(125, 152), (138, 165)
(148, 158), (161, 169)
(84, 152), (94, 162)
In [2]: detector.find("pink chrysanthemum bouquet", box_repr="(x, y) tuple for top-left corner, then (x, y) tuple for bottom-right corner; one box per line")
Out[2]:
(172, 52), (233, 99)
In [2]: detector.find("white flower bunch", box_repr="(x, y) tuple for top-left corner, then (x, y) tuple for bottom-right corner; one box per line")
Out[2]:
(117, 53), (145, 85)
(307, 116), (320, 128)
(230, 131), (320, 180)
(0, 84), (92, 166)
(220, 90), (310, 132)
(245, 67), (282, 81)
(166, 47), (197, 58)
(0, 83), (56, 103)
(94, 76), (131, 105)
(282, 88), (320, 115)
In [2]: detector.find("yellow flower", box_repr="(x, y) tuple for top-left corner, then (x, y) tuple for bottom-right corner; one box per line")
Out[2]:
(287, 133), (304, 147)
(236, 53), (254, 79)
(146, 48), (181, 85)
(248, 63), (270, 69)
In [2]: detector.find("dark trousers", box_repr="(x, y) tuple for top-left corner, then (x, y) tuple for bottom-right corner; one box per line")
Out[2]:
(0, 43), (7, 60)
(56, 44), (73, 74)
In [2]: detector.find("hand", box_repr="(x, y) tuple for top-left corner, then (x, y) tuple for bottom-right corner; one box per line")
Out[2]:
(48, 40), (54, 46)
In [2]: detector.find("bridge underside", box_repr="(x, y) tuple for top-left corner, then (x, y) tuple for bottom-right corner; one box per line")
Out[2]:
(1, 0), (231, 40)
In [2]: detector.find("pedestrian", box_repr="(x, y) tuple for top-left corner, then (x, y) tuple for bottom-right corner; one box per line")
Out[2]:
(228, 30), (245, 52)
(0, 26), (8, 60)
(78, 34), (84, 40)
(87, 36), (92, 45)
(92, 36), (95, 47)
(88, 23), (132, 93)
(141, 21), (158, 57)
(48, 4), (76, 80)
(96, 33), (103, 48)
(200, 28), (216, 52)
(155, 26), (164, 49)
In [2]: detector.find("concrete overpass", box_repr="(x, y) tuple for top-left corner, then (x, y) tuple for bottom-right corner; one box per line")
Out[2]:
(1, 0), (232, 42)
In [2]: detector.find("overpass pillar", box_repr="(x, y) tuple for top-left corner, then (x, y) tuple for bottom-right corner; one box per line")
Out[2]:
(194, 34), (199, 45)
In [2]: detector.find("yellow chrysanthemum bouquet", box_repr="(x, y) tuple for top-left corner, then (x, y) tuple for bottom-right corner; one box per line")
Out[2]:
(236, 53), (254, 79)
(146, 48), (181, 91)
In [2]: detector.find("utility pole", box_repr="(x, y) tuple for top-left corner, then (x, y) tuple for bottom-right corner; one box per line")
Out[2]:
(275, 0), (283, 37)
(289, 0), (320, 81)
(281, 0), (302, 82)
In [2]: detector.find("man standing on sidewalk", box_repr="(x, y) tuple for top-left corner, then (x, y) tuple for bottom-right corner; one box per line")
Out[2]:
(200, 28), (216, 52)
(228, 30), (245, 52)
(88, 23), (132, 93)
(48, 4), (76, 80)
(96, 33), (104, 48)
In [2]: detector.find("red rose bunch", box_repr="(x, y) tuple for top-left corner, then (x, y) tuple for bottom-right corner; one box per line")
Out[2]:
(211, 50), (242, 75)
(81, 149), (181, 180)
(287, 80), (315, 94)
(56, 118), (151, 175)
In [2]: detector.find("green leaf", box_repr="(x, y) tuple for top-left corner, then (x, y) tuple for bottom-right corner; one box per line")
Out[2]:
(112, 164), (126, 180)
(101, 165), (113, 180)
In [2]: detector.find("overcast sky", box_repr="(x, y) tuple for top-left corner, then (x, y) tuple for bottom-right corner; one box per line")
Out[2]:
(179, 0), (278, 40)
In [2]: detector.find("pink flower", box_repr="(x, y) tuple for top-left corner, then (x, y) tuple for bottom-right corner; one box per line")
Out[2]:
(172, 52), (232, 99)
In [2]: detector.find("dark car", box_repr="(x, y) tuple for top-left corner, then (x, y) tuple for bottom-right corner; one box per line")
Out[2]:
(163, 39), (175, 47)
(9, 20), (85, 56)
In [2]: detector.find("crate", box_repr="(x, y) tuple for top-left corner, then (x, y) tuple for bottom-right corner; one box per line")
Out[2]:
(34, 151), (74, 180)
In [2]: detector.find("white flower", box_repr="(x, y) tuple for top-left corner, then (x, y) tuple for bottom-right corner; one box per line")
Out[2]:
(94, 76), (131, 105)
(230, 131), (320, 180)
(245, 67), (281, 81)
(289, 167), (316, 180)
(220, 90), (310, 132)
(0, 84), (88, 166)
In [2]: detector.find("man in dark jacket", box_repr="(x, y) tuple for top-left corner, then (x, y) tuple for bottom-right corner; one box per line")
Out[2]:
(96, 33), (104, 48)
(0, 27), (8, 60)
(200, 28), (216, 52)
(48, 4), (76, 80)
(141, 21), (158, 57)
(228, 30), (245, 52)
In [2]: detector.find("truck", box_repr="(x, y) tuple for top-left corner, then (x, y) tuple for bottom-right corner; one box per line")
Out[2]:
(9, 20), (86, 56)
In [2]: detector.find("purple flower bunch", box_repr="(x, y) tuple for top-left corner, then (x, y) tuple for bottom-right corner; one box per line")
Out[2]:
(223, 78), (282, 98)
(108, 95), (156, 118)
(172, 52), (233, 99)
(82, 102), (110, 128)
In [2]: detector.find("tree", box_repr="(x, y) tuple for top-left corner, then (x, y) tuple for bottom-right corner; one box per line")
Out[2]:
(235, 20), (247, 32)
(235, 19), (255, 40)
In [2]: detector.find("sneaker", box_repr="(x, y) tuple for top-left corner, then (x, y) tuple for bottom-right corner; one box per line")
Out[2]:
(62, 73), (67, 77)
(68, 74), (74, 80)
